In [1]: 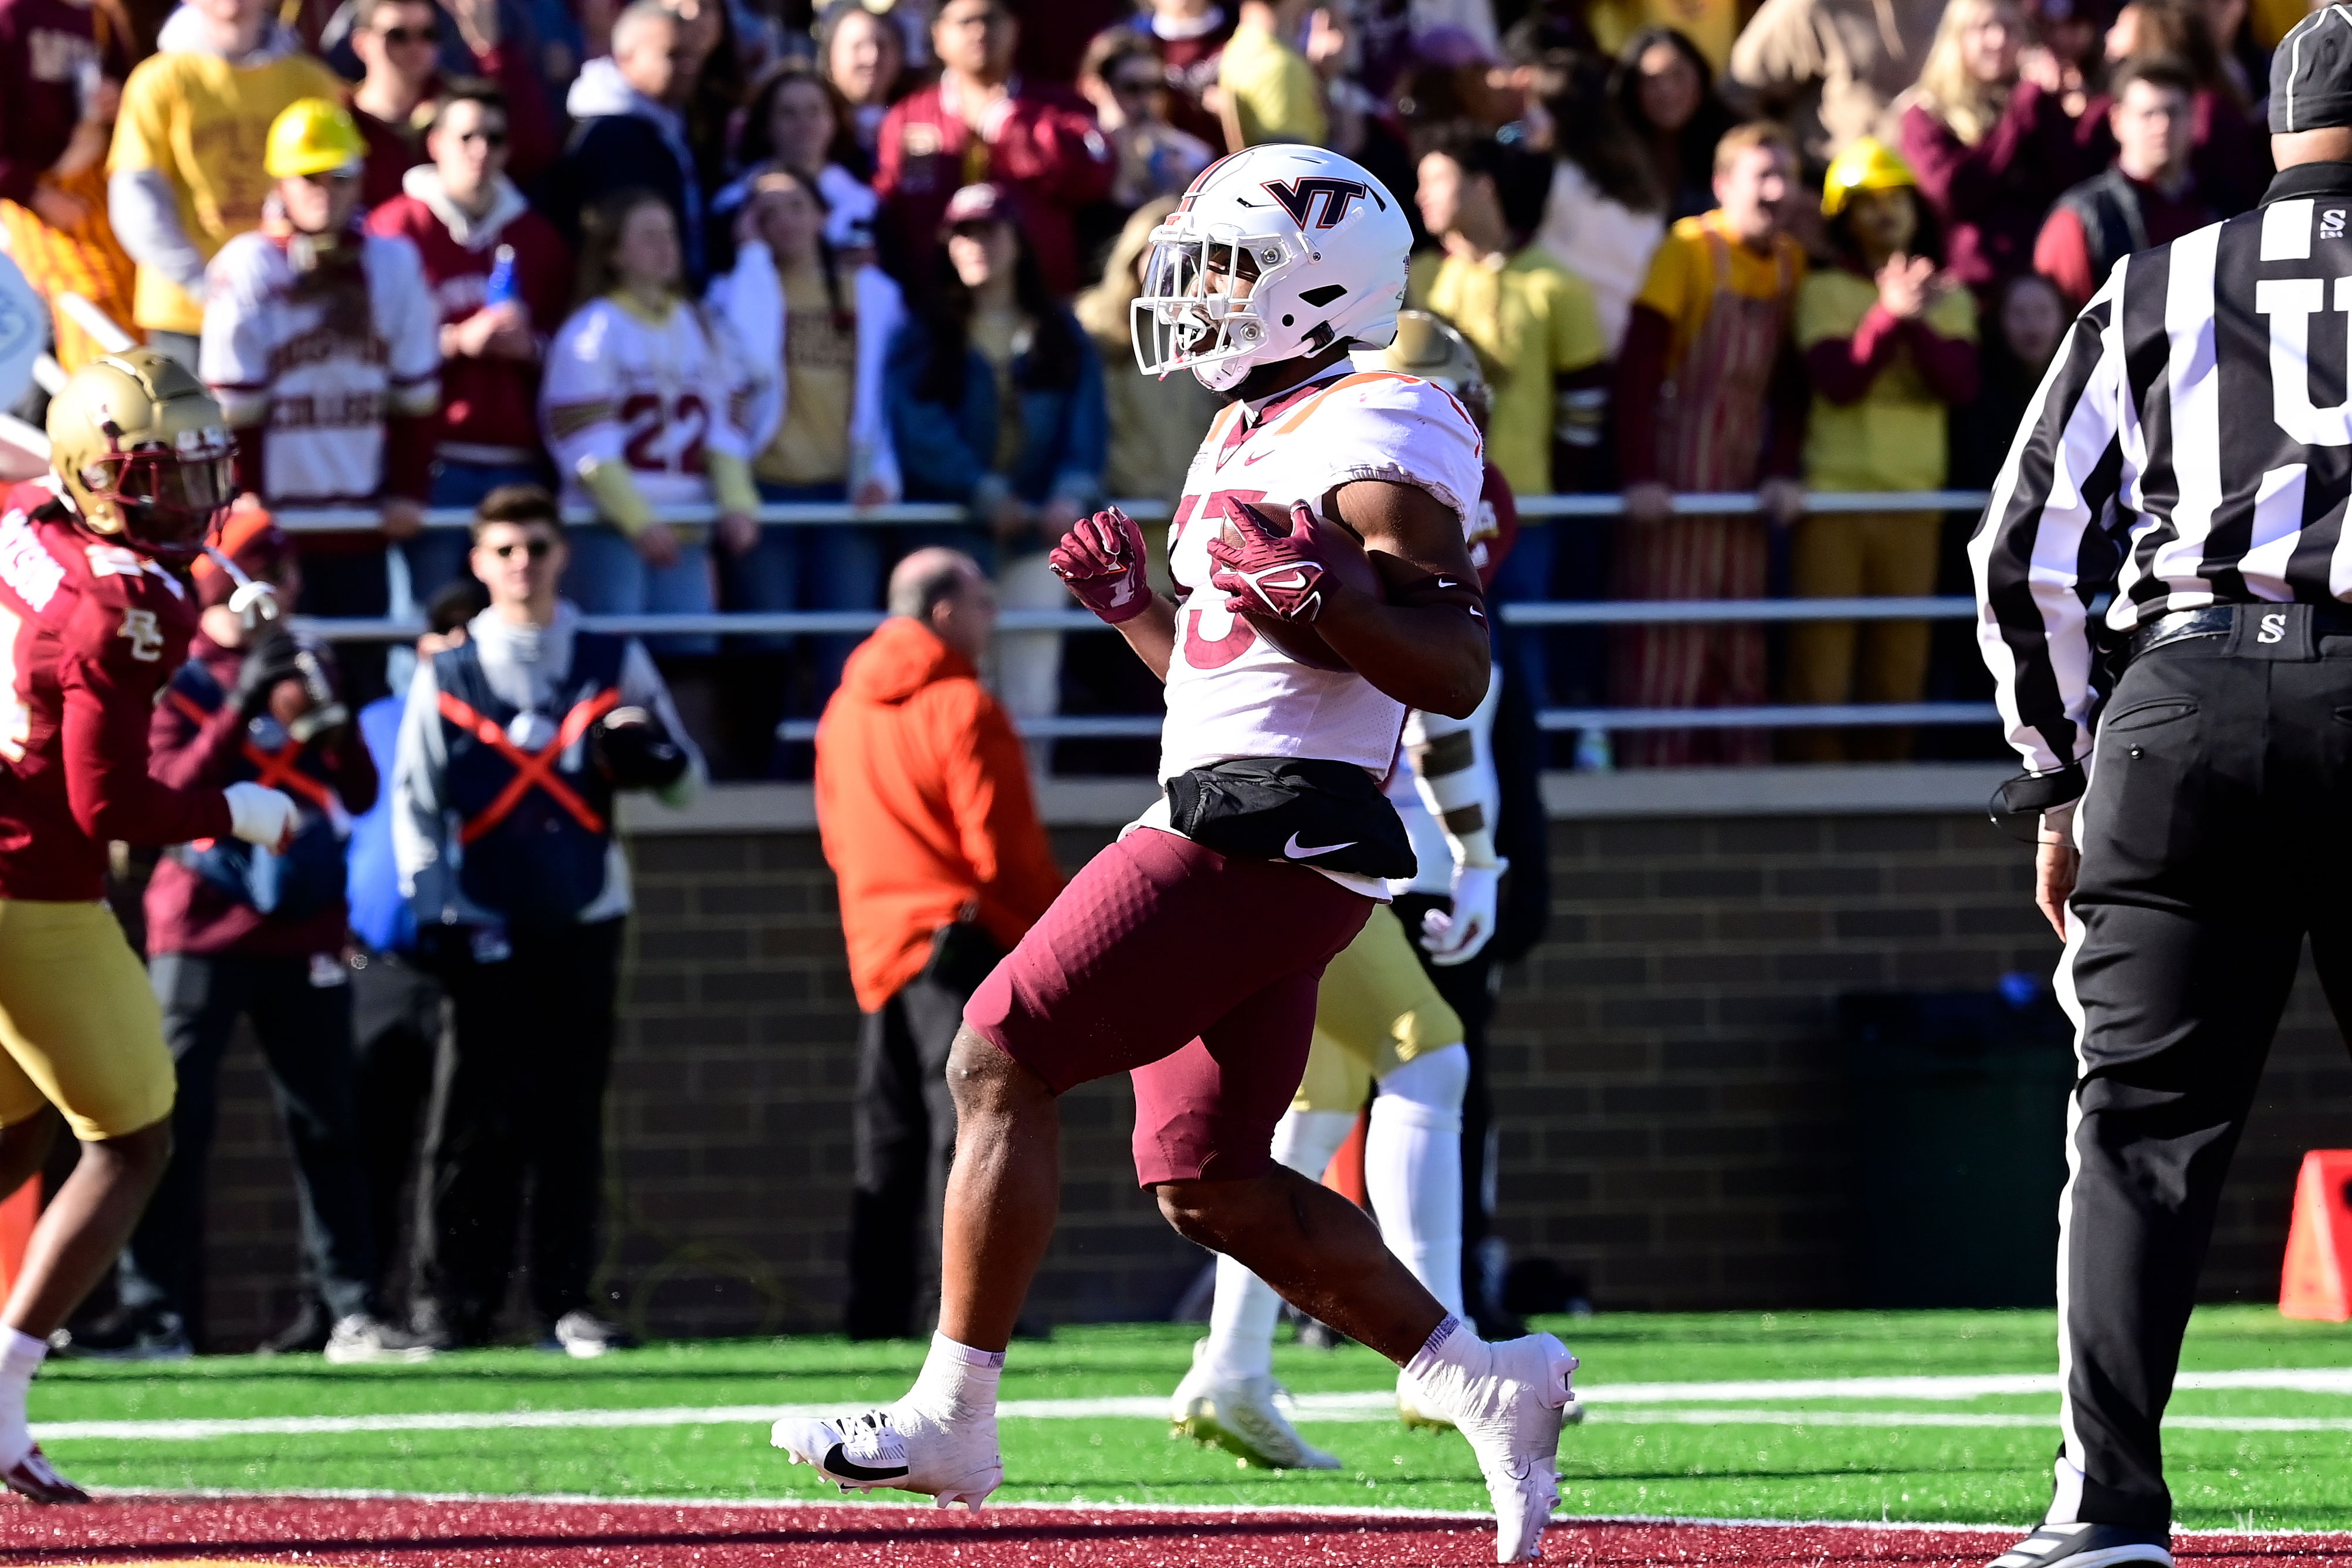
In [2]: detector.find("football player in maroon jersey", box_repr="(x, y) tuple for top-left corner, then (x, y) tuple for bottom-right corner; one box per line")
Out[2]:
(0, 348), (299, 1500)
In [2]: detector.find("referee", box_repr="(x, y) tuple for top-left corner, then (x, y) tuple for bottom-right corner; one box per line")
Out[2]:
(1972, 16), (2352, 1568)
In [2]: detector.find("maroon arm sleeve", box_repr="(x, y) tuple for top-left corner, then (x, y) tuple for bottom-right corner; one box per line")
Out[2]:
(330, 727), (380, 817)
(1803, 303), (1904, 405)
(1762, 341), (1808, 482)
(383, 415), (435, 503)
(0, 18), (44, 208)
(1904, 317), (1980, 405)
(231, 425), (267, 499)
(147, 683), (252, 791)
(2034, 206), (2096, 311)
(1612, 306), (1672, 487)
(60, 655), (232, 845)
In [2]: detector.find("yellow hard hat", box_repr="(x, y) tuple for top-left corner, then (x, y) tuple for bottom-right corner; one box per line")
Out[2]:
(265, 97), (367, 180)
(1820, 137), (1917, 218)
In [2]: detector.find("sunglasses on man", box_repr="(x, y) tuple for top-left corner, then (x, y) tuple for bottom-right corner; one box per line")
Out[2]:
(487, 538), (557, 560)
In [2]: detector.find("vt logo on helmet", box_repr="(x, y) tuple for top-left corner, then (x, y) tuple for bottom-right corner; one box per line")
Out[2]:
(1135, 144), (1412, 392)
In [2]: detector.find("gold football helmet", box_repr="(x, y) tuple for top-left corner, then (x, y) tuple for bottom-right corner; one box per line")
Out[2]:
(45, 348), (237, 563)
(1352, 309), (1490, 428)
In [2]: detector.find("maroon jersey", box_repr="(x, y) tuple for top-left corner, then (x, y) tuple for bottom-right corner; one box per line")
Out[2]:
(0, 480), (232, 902)
(366, 182), (570, 465)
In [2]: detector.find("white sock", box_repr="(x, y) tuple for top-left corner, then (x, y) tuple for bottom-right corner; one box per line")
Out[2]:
(908, 1332), (1004, 1421)
(1368, 1045), (1467, 1317)
(0, 1327), (44, 1465)
(1405, 1312), (1489, 1386)
(1200, 1107), (1356, 1386)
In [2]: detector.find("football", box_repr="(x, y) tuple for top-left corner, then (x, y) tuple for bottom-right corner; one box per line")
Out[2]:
(1216, 509), (1385, 672)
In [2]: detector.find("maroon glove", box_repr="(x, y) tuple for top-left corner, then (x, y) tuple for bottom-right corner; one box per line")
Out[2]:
(1048, 505), (1154, 624)
(1207, 496), (1345, 622)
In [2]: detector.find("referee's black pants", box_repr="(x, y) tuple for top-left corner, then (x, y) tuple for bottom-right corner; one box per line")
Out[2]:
(2057, 619), (2352, 1530)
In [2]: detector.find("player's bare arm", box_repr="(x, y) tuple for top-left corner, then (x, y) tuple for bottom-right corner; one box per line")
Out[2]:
(1314, 479), (1489, 719)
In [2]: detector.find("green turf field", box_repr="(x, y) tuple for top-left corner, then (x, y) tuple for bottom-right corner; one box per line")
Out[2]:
(26, 1306), (2352, 1531)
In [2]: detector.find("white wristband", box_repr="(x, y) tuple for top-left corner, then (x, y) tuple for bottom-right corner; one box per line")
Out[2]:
(223, 781), (298, 848)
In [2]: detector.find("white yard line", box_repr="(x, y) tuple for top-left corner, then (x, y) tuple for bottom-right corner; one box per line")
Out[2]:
(31, 1366), (2352, 1444)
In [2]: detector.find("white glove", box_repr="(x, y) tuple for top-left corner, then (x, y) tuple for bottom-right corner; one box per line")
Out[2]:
(1420, 859), (1506, 967)
(223, 781), (299, 851)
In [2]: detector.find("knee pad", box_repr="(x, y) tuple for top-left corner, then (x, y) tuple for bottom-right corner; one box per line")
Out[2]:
(1375, 1042), (1468, 1128)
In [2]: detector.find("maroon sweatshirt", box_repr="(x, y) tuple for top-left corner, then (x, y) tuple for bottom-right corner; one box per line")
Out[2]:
(0, 0), (129, 207)
(367, 172), (570, 466)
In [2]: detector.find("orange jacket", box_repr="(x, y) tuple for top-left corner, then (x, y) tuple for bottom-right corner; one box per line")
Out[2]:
(815, 616), (1064, 1011)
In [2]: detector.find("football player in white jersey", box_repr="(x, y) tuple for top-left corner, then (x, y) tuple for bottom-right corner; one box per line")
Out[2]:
(1170, 315), (1510, 1470)
(772, 146), (1578, 1564)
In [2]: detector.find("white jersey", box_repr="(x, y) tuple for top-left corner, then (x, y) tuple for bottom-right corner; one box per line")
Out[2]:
(1158, 370), (1485, 784)
(201, 230), (440, 504)
(542, 295), (754, 512)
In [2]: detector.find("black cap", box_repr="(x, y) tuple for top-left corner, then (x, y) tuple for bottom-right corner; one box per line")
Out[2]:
(2272, 6), (2352, 133)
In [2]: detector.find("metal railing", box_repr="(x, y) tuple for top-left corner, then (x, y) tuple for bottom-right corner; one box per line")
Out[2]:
(272, 489), (1997, 740)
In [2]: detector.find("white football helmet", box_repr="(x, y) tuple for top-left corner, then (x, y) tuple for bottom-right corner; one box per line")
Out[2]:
(1133, 144), (1411, 392)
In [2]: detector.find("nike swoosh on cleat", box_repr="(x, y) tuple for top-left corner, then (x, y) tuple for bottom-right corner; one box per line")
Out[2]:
(821, 1443), (911, 1482)
(1283, 832), (1356, 858)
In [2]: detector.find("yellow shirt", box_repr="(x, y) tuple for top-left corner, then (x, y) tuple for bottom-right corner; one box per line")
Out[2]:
(1633, 210), (1808, 377)
(1794, 267), (1978, 493)
(109, 47), (347, 334)
(1418, 245), (1606, 499)
(1588, 0), (1737, 76)
(1218, 21), (1326, 147)
(757, 259), (855, 487)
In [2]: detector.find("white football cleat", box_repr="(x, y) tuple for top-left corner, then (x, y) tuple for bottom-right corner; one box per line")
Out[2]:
(1411, 1332), (1578, 1563)
(771, 1402), (1003, 1511)
(1170, 1339), (1342, 1471)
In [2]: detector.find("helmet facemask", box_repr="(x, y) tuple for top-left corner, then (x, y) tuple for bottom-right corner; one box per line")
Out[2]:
(1132, 223), (1303, 392)
(73, 424), (237, 565)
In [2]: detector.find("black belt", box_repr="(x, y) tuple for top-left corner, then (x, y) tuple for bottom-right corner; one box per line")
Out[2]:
(2126, 602), (2352, 661)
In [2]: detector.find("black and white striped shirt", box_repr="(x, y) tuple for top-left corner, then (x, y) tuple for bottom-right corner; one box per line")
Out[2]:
(1972, 161), (2352, 781)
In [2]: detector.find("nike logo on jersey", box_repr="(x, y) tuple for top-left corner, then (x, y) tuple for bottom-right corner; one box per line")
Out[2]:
(821, 1443), (909, 1482)
(1284, 832), (1357, 859)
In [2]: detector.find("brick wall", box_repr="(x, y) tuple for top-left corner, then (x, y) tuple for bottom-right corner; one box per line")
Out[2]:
(182, 808), (2350, 1347)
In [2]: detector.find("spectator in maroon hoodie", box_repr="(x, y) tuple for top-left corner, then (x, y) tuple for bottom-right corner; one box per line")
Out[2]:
(874, 0), (1114, 295)
(367, 79), (570, 597)
(2079, 0), (2269, 216)
(123, 506), (432, 1360)
(1898, 0), (2088, 297)
(2035, 54), (2212, 307)
(347, 0), (557, 211)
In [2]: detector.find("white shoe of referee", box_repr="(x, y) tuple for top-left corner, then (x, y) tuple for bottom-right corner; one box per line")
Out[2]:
(1403, 1318), (1578, 1563)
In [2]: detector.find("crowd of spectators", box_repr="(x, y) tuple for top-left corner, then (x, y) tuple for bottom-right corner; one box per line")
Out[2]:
(0, 0), (2319, 781)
